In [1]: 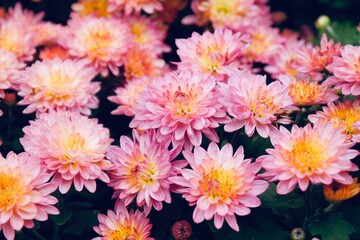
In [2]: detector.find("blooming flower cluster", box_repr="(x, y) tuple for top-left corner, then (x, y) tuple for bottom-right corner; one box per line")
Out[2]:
(0, 0), (360, 239)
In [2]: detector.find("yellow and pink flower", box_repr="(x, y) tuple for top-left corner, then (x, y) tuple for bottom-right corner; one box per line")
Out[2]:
(129, 71), (230, 149)
(0, 152), (59, 240)
(218, 71), (296, 138)
(20, 110), (113, 194)
(108, 0), (163, 15)
(257, 122), (359, 194)
(17, 58), (100, 115)
(176, 28), (249, 80)
(170, 142), (268, 231)
(93, 207), (153, 240)
(106, 130), (186, 214)
(61, 16), (131, 77)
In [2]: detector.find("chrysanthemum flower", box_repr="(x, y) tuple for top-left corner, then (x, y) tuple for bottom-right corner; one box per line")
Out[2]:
(32, 22), (64, 46)
(244, 26), (283, 64)
(324, 45), (360, 96)
(129, 71), (230, 149)
(278, 75), (338, 107)
(296, 34), (341, 79)
(71, 0), (111, 18)
(108, 77), (154, 116)
(123, 46), (166, 80)
(257, 122), (359, 194)
(0, 20), (36, 62)
(308, 99), (360, 140)
(0, 49), (25, 97)
(106, 130), (186, 214)
(17, 58), (100, 115)
(265, 38), (311, 80)
(109, 0), (163, 15)
(20, 110), (113, 194)
(61, 16), (131, 77)
(170, 142), (269, 231)
(39, 45), (71, 61)
(124, 14), (170, 54)
(323, 177), (360, 202)
(218, 71), (295, 138)
(0, 151), (59, 240)
(176, 28), (249, 80)
(183, 0), (271, 31)
(93, 207), (154, 240)
(6, 3), (44, 27)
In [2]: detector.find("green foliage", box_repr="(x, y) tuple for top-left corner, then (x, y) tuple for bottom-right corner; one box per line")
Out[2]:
(308, 213), (355, 240)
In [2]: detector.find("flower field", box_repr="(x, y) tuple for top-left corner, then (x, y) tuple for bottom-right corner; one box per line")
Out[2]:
(0, 0), (360, 239)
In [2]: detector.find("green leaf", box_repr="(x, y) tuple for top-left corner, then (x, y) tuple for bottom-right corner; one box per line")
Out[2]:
(63, 210), (98, 235)
(308, 213), (355, 240)
(50, 209), (73, 226)
(258, 182), (277, 209)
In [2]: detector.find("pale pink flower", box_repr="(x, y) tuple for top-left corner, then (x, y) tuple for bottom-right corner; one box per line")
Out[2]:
(124, 14), (170, 54)
(39, 45), (71, 61)
(106, 130), (186, 214)
(183, 0), (271, 32)
(176, 28), (249, 80)
(257, 122), (359, 194)
(108, 77), (154, 116)
(278, 75), (338, 107)
(129, 71), (230, 150)
(170, 142), (269, 231)
(0, 151), (59, 240)
(6, 3), (44, 26)
(308, 99), (360, 140)
(218, 71), (296, 138)
(61, 16), (131, 77)
(20, 110), (113, 194)
(123, 46), (166, 80)
(296, 34), (341, 79)
(265, 37), (311, 80)
(93, 207), (153, 240)
(32, 22), (64, 46)
(108, 0), (163, 15)
(0, 20), (36, 62)
(0, 49), (25, 96)
(324, 45), (360, 96)
(17, 58), (100, 115)
(244, 26), (283, 64)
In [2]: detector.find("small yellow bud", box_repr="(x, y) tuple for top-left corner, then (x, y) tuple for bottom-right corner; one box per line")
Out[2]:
(315, 15), (331, 30)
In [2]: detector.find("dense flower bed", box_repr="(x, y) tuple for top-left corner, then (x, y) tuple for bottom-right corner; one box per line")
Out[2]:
(0, 0), (360, 239)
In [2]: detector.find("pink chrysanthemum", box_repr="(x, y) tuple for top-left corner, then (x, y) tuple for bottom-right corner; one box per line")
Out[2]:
(124, 14), (170, 54)
(296, 34), (341, 79)
(129, 71), (230, 149)
(218, 71), (295, 138)
(0, 49), (25, 96)
(106, 130), (186, 214)
(17, 58), (100, 115)
(108, 77), (154, 116)
(257, 122), (359, 194)
(278, 75), (338, 107)
(39, 45), (71, 61)
(0, 151), (59, 240)
(324, 45), (360, 96)
(61, 16), (131, 77)
(243, 26), (283, 64)
(32, 22), (64, 46)
(123, 46), (166, 80)
(109, 0), (163, 15)
(6, 3), (44, 27)
(20, 110), (113, 194)
(71, 0), (111, 18)
(176, 28), (249, 80)
(0, 20), (36, 62)
(308, 99), (360, 140)
(182, 0), (271, 32)
(93, 207), (154, 240)
(265, 38), (311, 80)
(170, 142), (269, 231)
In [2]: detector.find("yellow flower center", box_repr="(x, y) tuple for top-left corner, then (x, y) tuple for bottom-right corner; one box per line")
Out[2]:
(78, 0), (109, 17)
(130, 22), (148, 45)
(84, 28), (113, 58)
(107, 226), (139, 240)
(43, 71), (73, 102)
(199, 166), (237, 201)
(171, 88), (197, 117)
(289, 136), (326, 175)
(246, 32), (269, 58)
(289, 80), (324, 106)
(250, 88), (276, 118)
(328, 105), (360, 135)
(200, 45), (223, 72)
(61, 133), (87, 161)
(0, 172), (22, 209)
(129, 155), (157, 186)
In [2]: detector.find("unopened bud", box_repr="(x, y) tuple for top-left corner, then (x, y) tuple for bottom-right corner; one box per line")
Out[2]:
(291, 227), (306, 240)
(315, 15), (331, 30)
(171, 220), (192, 240)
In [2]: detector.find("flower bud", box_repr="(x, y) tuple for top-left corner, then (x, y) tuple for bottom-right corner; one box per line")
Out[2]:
(315, 15), (331, 30)
(290, 228), (306, 240)
(171, 220), (192, 240)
